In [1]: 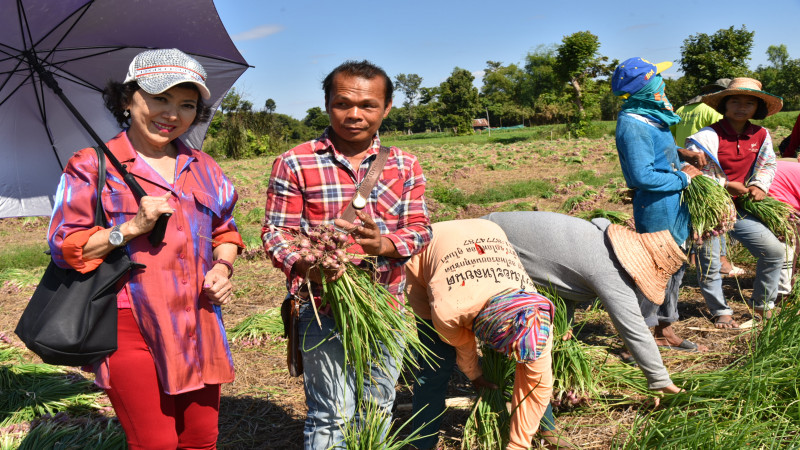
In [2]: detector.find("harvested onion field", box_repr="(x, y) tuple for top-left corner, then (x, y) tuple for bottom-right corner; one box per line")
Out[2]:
(1, 126), (798, 449)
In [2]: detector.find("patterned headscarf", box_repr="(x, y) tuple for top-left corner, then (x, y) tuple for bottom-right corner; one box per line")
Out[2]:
(620, 74), (681, 127)
(472, 289), (554, 362)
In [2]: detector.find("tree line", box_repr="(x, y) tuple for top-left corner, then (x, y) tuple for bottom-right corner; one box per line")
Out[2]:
(205, 26), (800, 159)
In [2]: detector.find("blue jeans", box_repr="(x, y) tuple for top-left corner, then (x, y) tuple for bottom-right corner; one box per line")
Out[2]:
(410, 318), (556, 450)
(299, 302), (404, 450)
(696, 211), (784, 317)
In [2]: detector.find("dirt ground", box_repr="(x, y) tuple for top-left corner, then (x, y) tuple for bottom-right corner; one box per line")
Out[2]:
(0, 134), (781, 449)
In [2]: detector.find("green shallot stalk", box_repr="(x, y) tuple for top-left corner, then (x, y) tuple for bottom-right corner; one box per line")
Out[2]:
(292, 224), (438, 400)
(739, 194), (797, 242)
(619, 298), (800, 448)
(681, 174), (736, 244)
(576, 208), (631, 225)
(321, 264), (439, 399)
(337, 400), (439, 449)
(543, 290), (597, 407)
(462, 346), (516, 450)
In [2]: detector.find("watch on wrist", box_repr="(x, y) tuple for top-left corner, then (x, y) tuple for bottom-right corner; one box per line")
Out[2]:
(109, 224), (125, 247)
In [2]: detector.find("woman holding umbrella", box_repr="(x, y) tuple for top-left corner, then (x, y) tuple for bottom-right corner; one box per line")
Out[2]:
(47, 48), (243, 448)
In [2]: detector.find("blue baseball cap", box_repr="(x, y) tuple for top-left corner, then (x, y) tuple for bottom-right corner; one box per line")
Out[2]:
(612, 57), (672, 97)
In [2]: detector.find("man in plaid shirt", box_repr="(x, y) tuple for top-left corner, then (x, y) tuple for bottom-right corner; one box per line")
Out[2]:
(262, 60), (432, 450)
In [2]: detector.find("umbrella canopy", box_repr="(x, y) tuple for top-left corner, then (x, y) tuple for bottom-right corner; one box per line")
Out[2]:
(0, 0), (250, 218)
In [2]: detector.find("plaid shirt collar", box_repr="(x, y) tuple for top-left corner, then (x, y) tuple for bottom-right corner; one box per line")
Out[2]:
(313, 127), (383, 165)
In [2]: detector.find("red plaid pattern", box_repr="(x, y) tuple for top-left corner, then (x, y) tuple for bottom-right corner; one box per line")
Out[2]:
(262, 129), (432, 303)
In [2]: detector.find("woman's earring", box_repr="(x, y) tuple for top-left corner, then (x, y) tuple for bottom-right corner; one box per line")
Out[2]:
(123, 110), (130, 117)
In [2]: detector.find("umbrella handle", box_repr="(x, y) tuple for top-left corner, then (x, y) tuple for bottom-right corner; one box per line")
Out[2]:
(27, 53), (171, 248)
(148, 213), (171, 246)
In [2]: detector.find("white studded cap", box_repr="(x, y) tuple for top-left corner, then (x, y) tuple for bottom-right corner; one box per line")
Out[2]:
(124, 48), (210, 99)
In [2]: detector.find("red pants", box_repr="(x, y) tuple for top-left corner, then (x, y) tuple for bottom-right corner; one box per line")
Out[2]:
(105, 308), (220, 450)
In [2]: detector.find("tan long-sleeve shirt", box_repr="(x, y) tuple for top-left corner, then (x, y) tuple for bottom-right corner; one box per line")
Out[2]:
(405, 219), (552, 449)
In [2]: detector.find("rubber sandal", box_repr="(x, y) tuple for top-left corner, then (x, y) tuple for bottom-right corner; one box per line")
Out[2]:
(620, 353), (638, 366)
(713, 316), (740, 329)
(657, 339), (700, 352)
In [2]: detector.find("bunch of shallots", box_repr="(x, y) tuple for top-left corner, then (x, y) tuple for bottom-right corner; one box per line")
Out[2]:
(290, 224), (437, 398)
(739, 194), (797, 243)
(682, 174), (737, 244)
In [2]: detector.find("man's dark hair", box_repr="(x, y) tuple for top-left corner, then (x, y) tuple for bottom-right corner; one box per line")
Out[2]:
(322, 60), (393, 106)
(716, 95), (769, 120)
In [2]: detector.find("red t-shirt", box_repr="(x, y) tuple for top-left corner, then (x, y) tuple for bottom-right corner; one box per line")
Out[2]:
(711, 119), (768, 183)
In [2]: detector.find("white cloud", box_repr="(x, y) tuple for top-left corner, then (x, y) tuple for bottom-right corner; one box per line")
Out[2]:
(232, 25), (285, 41)
(472, 70), (485, 79)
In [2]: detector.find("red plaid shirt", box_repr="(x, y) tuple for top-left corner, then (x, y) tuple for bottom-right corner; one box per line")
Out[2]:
(262, 129), (432, 303)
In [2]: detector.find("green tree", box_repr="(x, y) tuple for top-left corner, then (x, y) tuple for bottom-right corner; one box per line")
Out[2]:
(553, 31), (613, 134)
(394, 73), (423, 133)
(438, 68), (480, 135)
(481, 61), (530, 127)
(264, 98), (277, 114)
(766, 44), (789, 69)
(303, 106), (329, 131)
(554, 31), (604, 118)
(679, 25), (754, 92)
(757, 45), (800, 110)
(521, 46), (572, 124)
(220, 87), (243, 114)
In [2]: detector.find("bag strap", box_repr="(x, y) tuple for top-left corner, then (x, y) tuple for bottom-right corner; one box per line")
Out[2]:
(93, 146), (108, 228)
(340, 146), (390, 223)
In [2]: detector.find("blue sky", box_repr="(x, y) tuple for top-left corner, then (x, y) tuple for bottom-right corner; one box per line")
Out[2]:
(214, 0), (800, 120)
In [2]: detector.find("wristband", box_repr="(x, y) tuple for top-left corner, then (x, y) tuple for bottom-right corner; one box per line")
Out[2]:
(212, 259), (233, 278)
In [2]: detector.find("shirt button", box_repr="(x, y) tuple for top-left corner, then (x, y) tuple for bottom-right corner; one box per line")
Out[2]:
(185, 306), (191, 312)
(182, 279), (188, 285)
(177, 225), (183, 231)
(179, 253), (185, 259)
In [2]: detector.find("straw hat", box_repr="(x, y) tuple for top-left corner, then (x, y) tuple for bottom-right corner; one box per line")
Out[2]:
(606, 225), (687, 305)
(685, 78), (731, 105)
(702, 77), (783, 117)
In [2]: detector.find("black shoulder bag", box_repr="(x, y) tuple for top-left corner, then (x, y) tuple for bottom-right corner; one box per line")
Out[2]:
(15, 147), (142, 366)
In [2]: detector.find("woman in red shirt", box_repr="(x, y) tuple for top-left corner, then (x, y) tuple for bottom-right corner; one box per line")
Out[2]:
(47, 49), (243, 449)
(685, 77), (784, 328)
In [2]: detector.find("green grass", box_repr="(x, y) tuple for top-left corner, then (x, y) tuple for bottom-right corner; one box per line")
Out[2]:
(233, 207), (266, 249)
(564, 170), (613, 187)
(755, 110), (799, 131)
(561, 189), (598, 212)
(0, 244), (49, 272)
(429, 179), (554, 208)
(381, 121), (617, 149)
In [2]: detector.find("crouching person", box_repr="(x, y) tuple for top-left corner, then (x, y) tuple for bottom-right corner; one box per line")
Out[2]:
(406, 219), (558, 450)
